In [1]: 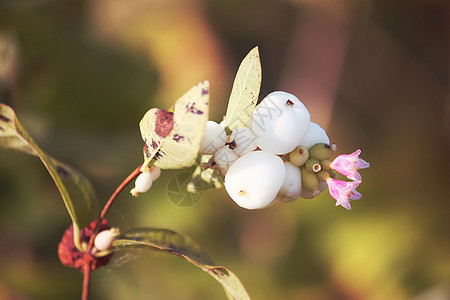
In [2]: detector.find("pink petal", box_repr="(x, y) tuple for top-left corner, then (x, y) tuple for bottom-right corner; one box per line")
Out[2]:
(330, 149), (370, 181)
(326, 179), (361, 210)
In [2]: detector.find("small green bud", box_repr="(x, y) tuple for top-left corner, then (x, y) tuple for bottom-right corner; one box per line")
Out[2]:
(317, 170), (331, 182)
(305, 158), (321, 173)
(309, 143), (333, 161)
(320, 160), (331, 170)
(300, 167), (320, 193)
(289, 145), (309, 167)
(300, 181), (327, 199)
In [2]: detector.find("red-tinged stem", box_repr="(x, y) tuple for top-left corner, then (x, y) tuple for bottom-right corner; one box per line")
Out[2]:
(87, 165), (142, 253)
(100, 164), (142, 220)
(78, 165), (142, 300)
(82, 256), (93, 300)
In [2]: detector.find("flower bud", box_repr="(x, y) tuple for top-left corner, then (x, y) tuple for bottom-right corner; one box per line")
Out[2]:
(309, 143), (333, 161)
(316, 170), (331, 182)
(320, 160), (331, 170)
(305, 158), (321, 173)
(300, 167), (320, 193)
(289, 145), (309, 167)
(300, 181), (327, 199)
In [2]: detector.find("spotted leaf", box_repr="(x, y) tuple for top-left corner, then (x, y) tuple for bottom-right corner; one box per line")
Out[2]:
(140, 81), (209, 170)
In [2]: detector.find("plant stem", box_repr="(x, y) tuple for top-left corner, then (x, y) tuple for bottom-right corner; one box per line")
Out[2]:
(87, 165), (142, 253)
(100, 165), (142, 220)
(81, 165), (142, 300)
(82, 256), (93, 300)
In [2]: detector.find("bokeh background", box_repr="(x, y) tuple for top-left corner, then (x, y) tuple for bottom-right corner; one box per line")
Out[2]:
(1, 0), (449, 299)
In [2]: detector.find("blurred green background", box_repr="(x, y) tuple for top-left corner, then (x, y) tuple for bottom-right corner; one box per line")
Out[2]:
(1, 0), (449, 299)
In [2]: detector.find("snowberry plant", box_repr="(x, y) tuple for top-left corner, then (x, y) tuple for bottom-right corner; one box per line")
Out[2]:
(189, 47), (369, 211)
(0, 46), (369, 300)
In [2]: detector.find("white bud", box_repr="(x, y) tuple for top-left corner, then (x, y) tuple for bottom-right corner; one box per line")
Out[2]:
(94, 228), (120, 251)
(214, 146), (239, 174)
(230, 127), (257, 156)
(199, 121), (227, 155)
(130, 170), (153, 197)
(278, 162), (302, 202)
(299, 122), (330, 149)
(225, 151), (285, 209)
(149, 166), (161, 181)
(251, 91), (310, 155)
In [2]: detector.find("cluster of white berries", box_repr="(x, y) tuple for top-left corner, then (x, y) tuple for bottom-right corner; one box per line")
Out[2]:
(199, 91), (333, 210)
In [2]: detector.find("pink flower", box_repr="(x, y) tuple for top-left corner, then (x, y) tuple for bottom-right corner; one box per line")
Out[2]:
(326, 178), (362, 210)
(330, 149), (370, 181)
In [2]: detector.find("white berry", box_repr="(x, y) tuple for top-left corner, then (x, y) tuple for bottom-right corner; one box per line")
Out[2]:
(130, 170), (153, 197)
(278, 162), (302, 202)
(225, 151), (285, 209)
(94, 228), (119, 251)
(199, 121), (227, 155)
(214, 146), (239, 174)
(298, 122), (330, 149)
(230, 127), (257, 156)
(251, 91), (310, 155)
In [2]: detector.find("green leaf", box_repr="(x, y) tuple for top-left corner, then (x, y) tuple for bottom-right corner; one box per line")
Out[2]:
(113, 228), (250, 300)
(139, 81), (209, 170)
(223, 46), (261, 133)
(0, 104), (98, 231)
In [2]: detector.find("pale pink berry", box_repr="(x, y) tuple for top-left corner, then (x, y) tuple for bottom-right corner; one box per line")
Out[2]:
(330, 149), (370, 181)
(326, 178), (362, 210)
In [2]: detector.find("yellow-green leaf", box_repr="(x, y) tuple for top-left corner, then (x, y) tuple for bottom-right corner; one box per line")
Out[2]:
(113, 228), (250, 300)
(139, 81), (209, 170)
(223, 46), (261, 133)
(0, 104), (98, 231)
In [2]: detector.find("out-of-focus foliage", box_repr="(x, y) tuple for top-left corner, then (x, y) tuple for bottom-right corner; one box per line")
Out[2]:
(0, 104), (98, 232)
(1, 0), (449, 299)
